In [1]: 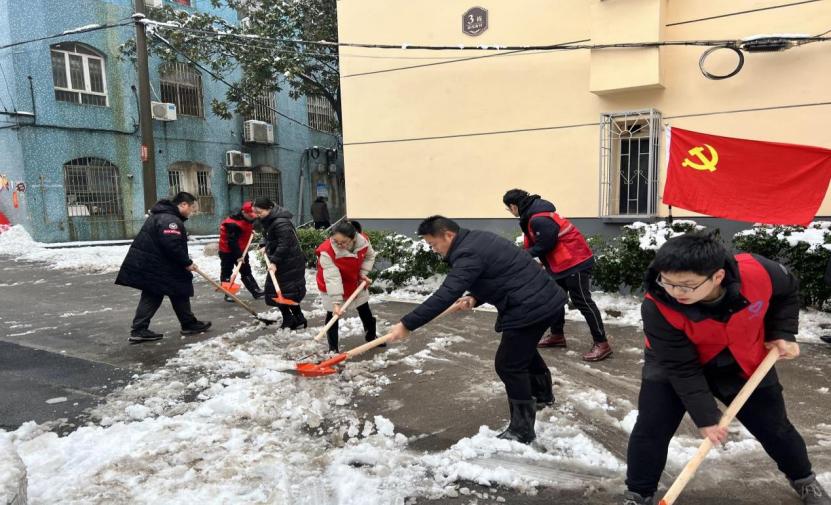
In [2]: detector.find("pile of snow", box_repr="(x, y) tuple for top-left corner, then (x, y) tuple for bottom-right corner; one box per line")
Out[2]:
(627, 220), (703, 251)
(0, 434), (27, 505)
(735, 221), (831, 250)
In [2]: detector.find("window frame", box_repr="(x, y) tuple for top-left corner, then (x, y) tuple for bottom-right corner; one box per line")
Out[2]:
(50, 43), (109, 106)
(159, 62), (204, 118)
(306, 95), (337, 133)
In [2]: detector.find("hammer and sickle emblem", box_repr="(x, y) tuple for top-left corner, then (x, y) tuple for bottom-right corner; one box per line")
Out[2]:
(682, 144), (719, 172)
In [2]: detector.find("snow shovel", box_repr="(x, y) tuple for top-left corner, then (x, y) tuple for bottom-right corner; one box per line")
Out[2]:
(313, 281), (368, 342)
(297, 304), (462, 377)
(192, 264), (277, 325)
(658, 347), (780, 505)
(262, 253), (299, 306)
(218, 234), (255, 295)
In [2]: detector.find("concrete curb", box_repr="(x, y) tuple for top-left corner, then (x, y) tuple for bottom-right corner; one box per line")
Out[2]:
(0, 437), (27, 505)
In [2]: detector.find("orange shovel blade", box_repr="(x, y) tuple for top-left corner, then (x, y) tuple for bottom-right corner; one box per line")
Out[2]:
(272, 293), (299, 306)
(218, 282), (241, 294)
(295, 363), (337, 377)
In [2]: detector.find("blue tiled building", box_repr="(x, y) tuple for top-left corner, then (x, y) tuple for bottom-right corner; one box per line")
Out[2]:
(0, 0), (343, 242)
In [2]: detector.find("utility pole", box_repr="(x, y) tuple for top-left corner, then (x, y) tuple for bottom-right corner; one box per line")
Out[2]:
(133, 1), (157, 213)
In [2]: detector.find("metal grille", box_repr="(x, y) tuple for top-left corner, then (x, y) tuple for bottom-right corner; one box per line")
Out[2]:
(50, 43), (108, 106)
(244, 166), (283, 206)
(160, 62), (203, 117)
(306, 95), (337, 132)
(599, 109), (662, 217)
(196, 170), (214, 214)
(168, 170), (184, 195)
(245, 91), (277, 126)
(63, 158), (123, 217)
(168, 162), (214, 215)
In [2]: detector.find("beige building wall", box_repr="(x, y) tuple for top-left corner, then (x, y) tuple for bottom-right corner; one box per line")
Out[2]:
(336, 0), (831, 221)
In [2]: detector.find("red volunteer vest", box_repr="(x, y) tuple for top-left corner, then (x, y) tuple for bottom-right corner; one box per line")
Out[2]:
(523, 212), (593, 273)
(316, 236), (369, 298)
(218, 217), (254, 254)
(645, 253), (773, 378)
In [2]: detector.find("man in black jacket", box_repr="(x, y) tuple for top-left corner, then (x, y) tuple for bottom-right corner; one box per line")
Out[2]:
(503, 189), (611, 362)
(387, 216), (568, 444)
(624, 233), (829, 505)
(115, 192), (211, 343)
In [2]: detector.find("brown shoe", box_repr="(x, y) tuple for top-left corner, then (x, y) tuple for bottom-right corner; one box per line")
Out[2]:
(582, 342), (612, 362)
(538, 333), (567, 348)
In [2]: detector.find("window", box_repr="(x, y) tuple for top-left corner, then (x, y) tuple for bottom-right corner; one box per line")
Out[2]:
(168, 161), (214, 214)
(63, 158), (123, 217)
(160, 62), (204, 117)
(599, 109), (662, 217)
(244, 166), (283, 206)
(245, 91), (277, 126)
(306, 95), (337, 133)
(50, 43), (108, 106)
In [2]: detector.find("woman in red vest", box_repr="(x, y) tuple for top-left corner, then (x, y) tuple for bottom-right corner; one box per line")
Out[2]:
(503, 189), (612, 362)
(624, 232), (829, 505)
(218, 201), (263, 301)
(316, 220), (377, 352)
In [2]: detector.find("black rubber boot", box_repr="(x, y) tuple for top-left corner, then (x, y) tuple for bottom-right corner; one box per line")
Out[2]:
(241, 274), (265, 299)
(622, 491), (655, 505)
(289, 305), (307, 330)
(496, 398), (537, 444)
(180, 320), (211, 336)
(791, 474), (831, 504)
(530, 369), (554, 410)
(277, 305), (295, 329)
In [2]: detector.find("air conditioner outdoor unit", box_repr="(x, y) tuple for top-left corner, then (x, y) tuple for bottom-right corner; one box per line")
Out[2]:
(227, 170), (254, 185)
(151, 101), (177, 121)
(225, 150), (252, 168)
(243, 120), (274, 144)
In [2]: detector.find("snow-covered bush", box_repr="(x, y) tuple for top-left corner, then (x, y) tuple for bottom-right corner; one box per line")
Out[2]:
(591, 220), (704, 293)
(733, 222), (831, 309)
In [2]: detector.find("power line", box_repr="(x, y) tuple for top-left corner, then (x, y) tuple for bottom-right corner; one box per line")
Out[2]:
(150, 31), (336, 136)
(344, 100), (831, 146)
(666, 0), (823, 27)
(0, 21), (133, 52)
(0, 60), (14, 111)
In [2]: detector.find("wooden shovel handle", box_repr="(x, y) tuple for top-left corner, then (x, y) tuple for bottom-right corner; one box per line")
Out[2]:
(659, 347), (780, 505)
(228, 234), (255, 285)
(314, 281), (369, 341)
(342, 304), (460, 356)
(193, 265), (258, 316)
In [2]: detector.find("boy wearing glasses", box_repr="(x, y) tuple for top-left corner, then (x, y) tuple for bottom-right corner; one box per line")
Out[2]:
(623, 232), (829, 505)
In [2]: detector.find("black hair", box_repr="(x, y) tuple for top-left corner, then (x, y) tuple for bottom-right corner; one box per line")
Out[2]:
(350, 220), (363, 234)
(417, 215), (460, 236)
(650, 231), (728, 276)
(171, 192), (196, 205)
(332, 220), (357, 239)
(502, 189), (529, 207)
(253, 197), (275, 210)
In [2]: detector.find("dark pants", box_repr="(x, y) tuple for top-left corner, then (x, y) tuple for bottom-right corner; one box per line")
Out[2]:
(219, 251), (252, 281)
(131, 290), (197, 331)
(314, 221), (331, 230)
(626, 379), (813, 497)
(550, 269), (607, 343)
(495, 319), (551, 400)
(325, 302), (374, 351)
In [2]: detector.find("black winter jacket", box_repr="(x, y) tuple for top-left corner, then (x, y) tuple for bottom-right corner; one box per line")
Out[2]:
(401, 229), (568, 332)
(260, 207), (307, 301)
(518, 195), (593, 278)
(641, 253), (800, 427)
(115, 200), (194, 298)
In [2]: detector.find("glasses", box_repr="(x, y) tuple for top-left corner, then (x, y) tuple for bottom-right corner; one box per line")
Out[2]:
(333, 238), (352, 249)
(656, 273), (714, 295)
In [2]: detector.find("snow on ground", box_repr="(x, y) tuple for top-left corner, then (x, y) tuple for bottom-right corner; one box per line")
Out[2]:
(0, 434), (26, 505)
(3, 314), (624, 504)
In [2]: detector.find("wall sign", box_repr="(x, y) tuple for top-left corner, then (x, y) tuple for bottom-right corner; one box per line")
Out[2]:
(463, 7), (488, 37)
(316, 181), (329, 198)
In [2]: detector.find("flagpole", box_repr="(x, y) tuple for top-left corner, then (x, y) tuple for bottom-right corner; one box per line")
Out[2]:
(667, 205), (674, 225)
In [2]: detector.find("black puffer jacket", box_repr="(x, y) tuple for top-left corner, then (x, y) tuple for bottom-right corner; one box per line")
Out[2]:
(260, 207), (307, 301)
(115, 200), (194, 298)
(641, 253), (800, 427)
(401, 229), (568, 332)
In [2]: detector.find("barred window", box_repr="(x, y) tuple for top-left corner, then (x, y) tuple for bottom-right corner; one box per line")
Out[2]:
(50, 43), (108, 106)
(244, 166), (283, 206)
(63, 158), (123, 217)
(599, 109), (662, 217)
(245, 91), (277, 126)
(306, 95), (337, 133)
(168, 161), (214, 214)
(160, 62), (203, 117)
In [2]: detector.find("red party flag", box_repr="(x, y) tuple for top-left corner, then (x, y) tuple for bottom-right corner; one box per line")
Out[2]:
(663, 128), (831, 226)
